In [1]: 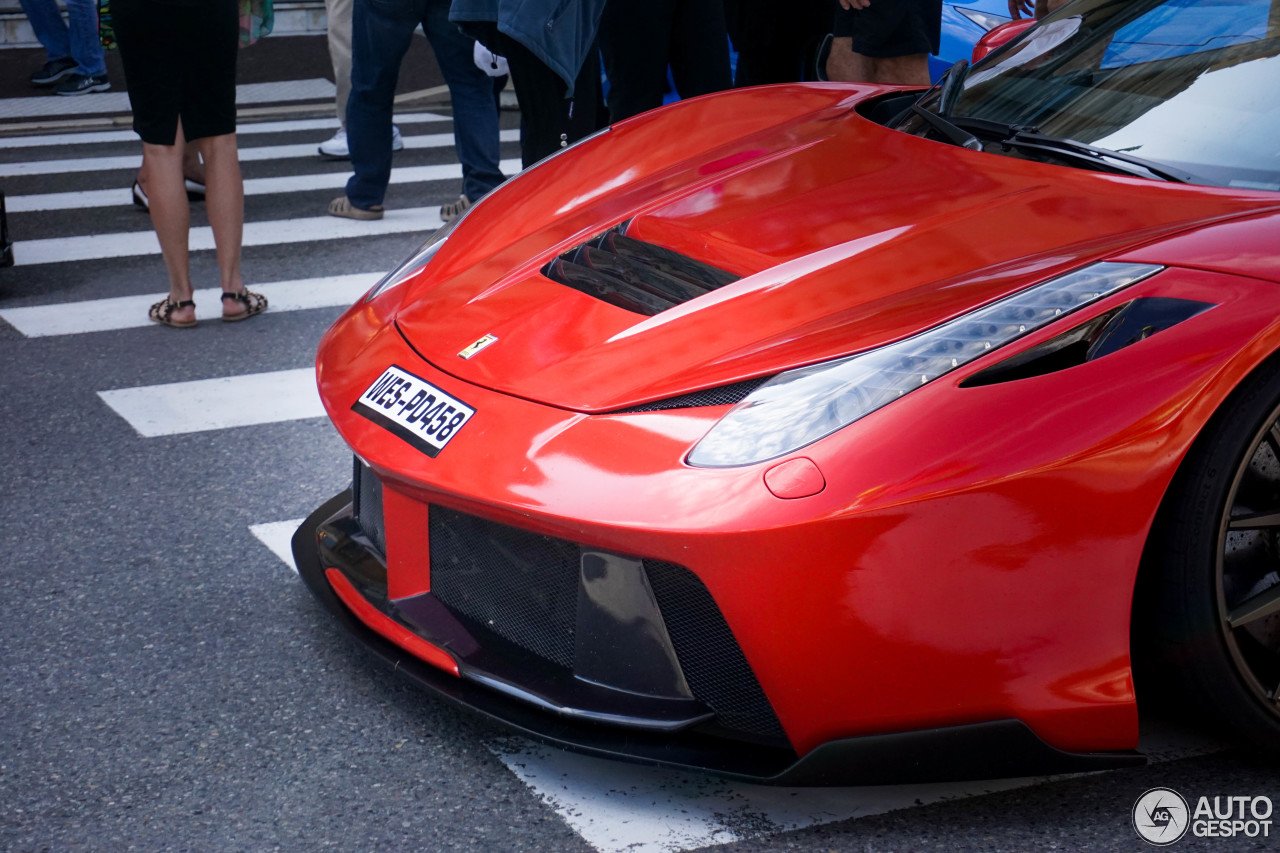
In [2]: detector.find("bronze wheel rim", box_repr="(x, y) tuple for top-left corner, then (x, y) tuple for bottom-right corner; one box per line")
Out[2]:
(1217, 400), (1280, 719)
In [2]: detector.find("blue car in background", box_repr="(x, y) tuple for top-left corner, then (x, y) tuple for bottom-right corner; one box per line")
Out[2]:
(935, 0), (1015, 78)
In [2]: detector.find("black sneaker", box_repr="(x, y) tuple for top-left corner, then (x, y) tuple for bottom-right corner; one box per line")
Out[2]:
(55, 74), (111, 96)
(30, 57), (77, 86)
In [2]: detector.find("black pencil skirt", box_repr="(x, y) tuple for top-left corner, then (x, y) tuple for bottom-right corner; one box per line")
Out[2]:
(113, 0), (239, 145)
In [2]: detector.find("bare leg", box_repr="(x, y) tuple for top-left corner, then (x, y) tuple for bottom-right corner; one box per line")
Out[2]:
(868, 54), (929, 86)
(137, 145), (205, 198)
(143, 126), (195, 325)
(196, 132), (247, 316)
(825, 37), (864, 81)
(182, 146), (206, 185)
(826, 38), (930, 86)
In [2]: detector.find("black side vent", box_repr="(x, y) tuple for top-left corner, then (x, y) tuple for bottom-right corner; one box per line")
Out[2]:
(644, 560), (787, 741)
(353, 458), (387, 556)
(962, 297), (1214, 388)
(614, 377), (769, 413)
(543, 226), (740, 316)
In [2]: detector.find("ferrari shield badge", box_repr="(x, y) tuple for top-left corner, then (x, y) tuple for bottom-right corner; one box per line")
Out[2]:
(458, 334), (498, 359)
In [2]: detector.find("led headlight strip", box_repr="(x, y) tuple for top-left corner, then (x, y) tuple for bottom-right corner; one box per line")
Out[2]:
(688, 261), (1163, 467)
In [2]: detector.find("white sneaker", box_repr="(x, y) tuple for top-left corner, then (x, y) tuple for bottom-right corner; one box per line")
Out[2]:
(318, 128), (348, 159)
(318, 126), (403, 159)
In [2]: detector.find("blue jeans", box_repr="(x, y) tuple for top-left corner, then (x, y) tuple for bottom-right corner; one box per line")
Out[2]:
(346, 0), (504, 209)
(20, 0), (107, 77)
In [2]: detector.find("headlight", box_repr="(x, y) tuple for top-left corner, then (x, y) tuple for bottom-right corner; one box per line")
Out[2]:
(687, 262), (1163, 468)
(363, 215), (460, 302)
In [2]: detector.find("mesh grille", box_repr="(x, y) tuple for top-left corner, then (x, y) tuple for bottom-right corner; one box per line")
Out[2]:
(429, 506), (579, 668)
(543, 226), (739, 316)
(353, 460), (386, 556)
(426, 506), (785, 739)
(614, 377), (769, 413)
(644, 561), (786, 740)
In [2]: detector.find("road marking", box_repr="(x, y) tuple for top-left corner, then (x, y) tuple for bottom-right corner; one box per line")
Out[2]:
(0, 112), (450, 150)
(0, 129), (520, 177)
(251, 520), (304, 573)
(0, 273), (380, 337)
(7, 158), (522, 212)
(493, 740), (1044, 853)
(14, 207), (444, 266)
(492, 721), (1226, 853)
(0, 79), (336, 121)
(100, 367), (323, 437)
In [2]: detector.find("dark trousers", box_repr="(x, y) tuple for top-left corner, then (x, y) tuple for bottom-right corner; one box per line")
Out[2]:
(726, 0), (831, 86)
(346, 0), (503, 208)
(498, 33), (605, 169)
(598, 0), (732, 124)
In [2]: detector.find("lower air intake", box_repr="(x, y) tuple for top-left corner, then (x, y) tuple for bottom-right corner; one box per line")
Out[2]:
(644, 561), (788, 741)
(353, 460), (386, 556)
(429, 506), (580, 669)
(426, 506), (785, 741)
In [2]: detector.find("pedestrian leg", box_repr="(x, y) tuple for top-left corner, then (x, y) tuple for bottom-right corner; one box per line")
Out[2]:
(342, 0), (415, 210)
(143, 132), (195, 325)
(18, 0), (71, 63)
(421, 0), (503, 205)
(63, 0), (108, 76)
(197, 132), (245, 310)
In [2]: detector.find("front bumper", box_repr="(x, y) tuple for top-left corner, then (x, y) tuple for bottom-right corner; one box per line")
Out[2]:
(294, 490), (1144, 784)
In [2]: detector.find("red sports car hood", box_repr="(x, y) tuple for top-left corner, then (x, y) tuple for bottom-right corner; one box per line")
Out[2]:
(395, 85), (1273, 412)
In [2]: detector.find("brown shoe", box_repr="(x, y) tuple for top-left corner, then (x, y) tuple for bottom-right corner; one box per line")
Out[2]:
(328, 196), (383, 220)
(440, 194), (471, 223)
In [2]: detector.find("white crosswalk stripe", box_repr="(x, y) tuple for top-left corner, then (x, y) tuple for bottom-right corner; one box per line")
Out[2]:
(8, 159), (521, 212)
(0, 128), (519, 177)
(249, 520), (304, 573)
(15, 207), (443, 265)
(0, 78), (336, 120)
(490, 724), (1227, 853)
(0, 111), (450, 149)
(100, 367), (324, 436)
(0, 273), (381, 336)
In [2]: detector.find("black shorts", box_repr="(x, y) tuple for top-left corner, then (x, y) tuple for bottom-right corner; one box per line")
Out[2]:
(833, 0), (941, 59)
(113, 0), (239, 145)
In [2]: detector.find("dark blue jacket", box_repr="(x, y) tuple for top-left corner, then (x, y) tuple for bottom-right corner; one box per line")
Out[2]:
(449, 0), (607, 95)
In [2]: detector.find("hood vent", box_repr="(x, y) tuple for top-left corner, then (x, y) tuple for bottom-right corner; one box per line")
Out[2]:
(543, 225), (740, 316)
(613, 377), (768, 413)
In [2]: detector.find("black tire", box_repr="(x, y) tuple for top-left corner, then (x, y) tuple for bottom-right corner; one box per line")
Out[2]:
(1138, 357), (1280, 754)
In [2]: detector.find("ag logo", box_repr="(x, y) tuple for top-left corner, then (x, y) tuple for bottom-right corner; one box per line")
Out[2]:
(1134, 787), (1190, 846)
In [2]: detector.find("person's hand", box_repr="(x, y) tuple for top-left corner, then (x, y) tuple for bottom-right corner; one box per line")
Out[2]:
(1007, 0), (1034, 17)
(839, 0), (871, 9)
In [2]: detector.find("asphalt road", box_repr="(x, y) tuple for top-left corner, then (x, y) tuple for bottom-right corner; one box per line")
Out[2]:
(0, 52), (1277, 853)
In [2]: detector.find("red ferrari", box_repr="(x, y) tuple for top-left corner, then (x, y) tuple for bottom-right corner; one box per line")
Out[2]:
(295, 0), (1280, 783)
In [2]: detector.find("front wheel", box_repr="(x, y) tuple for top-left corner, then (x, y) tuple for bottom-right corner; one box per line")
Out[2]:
(1141, 359), (1280, 753)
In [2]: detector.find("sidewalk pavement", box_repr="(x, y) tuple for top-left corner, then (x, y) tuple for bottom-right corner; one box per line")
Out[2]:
(0, 33), (450, 132)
